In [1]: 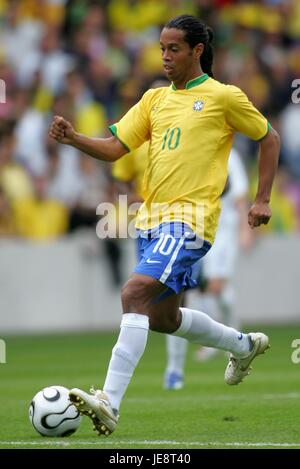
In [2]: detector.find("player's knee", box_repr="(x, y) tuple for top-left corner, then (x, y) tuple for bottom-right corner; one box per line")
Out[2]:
(148, 311), (179, 334)
(121, 282), (139, 309)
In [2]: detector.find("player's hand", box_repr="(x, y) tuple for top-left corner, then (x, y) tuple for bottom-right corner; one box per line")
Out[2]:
(49, 116), (75, 145)
(248, 201), (271, 228)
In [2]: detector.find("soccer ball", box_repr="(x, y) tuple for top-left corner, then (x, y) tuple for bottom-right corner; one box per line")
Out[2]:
(29, 385), (82, 437)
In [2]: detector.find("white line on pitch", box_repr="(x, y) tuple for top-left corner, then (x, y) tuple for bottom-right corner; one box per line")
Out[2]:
(1, 440), (300, 448)
(125, 392), (300, 403)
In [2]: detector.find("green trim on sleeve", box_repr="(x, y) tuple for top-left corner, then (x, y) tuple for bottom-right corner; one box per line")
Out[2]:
(109, 124), (130, 152)
(263, 120), (272, 138)
(109, 124), (117, 136)
(257, 120), (271, 141)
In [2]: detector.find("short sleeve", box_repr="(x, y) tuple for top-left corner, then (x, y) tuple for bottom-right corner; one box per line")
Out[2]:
(226, 85), (268, 141)
(109, 90), (152, 151)
(112, 152), (135, 182)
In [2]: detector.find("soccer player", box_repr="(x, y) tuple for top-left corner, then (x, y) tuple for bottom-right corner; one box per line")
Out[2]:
(49, 15), (280, 436)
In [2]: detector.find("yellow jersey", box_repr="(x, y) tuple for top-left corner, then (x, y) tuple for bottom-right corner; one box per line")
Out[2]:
(110, 74), (268, 243)
(112, 141), (148, 200)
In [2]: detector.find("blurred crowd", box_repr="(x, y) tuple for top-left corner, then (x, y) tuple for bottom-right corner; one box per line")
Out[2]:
(1, 0), (300, 253)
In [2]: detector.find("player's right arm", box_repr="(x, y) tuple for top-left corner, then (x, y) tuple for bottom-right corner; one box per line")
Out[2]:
(49, 116), (127, 162)
(49, 90), (153, 163)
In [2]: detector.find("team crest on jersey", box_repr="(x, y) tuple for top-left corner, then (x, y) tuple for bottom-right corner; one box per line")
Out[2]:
(193, 100), (204, 111)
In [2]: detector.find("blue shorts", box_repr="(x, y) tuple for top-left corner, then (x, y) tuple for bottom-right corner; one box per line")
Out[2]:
(134, 222), (211, 296)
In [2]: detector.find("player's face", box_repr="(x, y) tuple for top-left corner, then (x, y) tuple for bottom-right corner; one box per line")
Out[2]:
(160, 28), (202, 86)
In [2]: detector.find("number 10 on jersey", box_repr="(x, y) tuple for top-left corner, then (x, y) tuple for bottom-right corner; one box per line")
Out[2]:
(162, 127), (181, 150)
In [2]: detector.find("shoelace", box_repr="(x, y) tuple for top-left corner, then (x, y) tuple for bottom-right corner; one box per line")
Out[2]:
(90, 386), (118, 419)
(90, 386), (109, 403)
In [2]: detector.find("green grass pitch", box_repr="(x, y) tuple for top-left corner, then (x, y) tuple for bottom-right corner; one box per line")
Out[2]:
(0, 325), (300, 449)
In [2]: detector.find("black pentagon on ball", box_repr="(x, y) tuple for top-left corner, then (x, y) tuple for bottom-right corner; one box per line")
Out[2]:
(43, 388), (60, 402)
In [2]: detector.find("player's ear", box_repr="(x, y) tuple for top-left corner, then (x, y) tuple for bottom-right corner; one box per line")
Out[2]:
(194, 43), (204, 60)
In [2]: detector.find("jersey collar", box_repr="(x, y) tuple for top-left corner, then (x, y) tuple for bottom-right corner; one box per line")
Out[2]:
(171, 73), (209, 91)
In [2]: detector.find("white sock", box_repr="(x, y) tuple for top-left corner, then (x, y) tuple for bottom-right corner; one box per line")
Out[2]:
(166, 335), (187, 376)
(103, 313), (149, 411)
(173, 307), (251, 358)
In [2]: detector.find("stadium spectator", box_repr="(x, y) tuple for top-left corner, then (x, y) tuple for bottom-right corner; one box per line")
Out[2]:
(0, 122), (33, 203)
(0, 185), (15, 237)
(14, 173), (68, 241)
(250, 165), (300, 234)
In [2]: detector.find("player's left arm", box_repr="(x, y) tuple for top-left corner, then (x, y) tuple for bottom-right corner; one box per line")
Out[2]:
(226, 86), (280, 229)
(248, 127), (280, 229)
